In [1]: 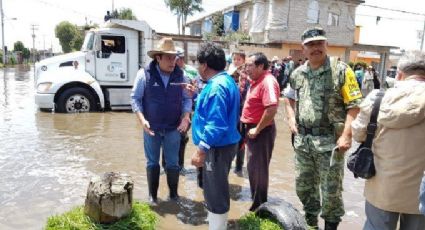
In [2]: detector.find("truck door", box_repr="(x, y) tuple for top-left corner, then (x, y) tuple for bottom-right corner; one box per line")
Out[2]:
(83, 32), (96, 76)
(95, 35), (128, 82)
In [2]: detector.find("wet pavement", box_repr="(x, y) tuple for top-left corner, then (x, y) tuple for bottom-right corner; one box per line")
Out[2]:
(0, 65), (365, 229)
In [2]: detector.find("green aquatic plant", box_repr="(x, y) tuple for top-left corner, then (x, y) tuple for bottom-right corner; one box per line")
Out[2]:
(45, 201), (157, 230)
(238, 212), (283, 230)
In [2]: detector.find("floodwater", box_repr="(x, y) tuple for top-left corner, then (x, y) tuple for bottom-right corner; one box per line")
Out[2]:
(0, 66), (366, 230)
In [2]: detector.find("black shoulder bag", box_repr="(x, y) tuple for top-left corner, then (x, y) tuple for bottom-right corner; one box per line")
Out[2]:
(347, 90), (385, 179)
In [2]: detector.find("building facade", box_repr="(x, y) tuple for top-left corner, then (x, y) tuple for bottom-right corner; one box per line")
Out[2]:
(187, 0), (364, 60)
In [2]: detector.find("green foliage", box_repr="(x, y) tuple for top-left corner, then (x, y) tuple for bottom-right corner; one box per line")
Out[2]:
(83, 23), (99, 31)
(211, 12), (224, 37)
(55, 21), (80, 53)
(73, 32), (84, 51)
(8, 56), (16, 65)
(239, 212), (283, 230)
(238, 212), (283, 230)
(164, 0), (203, 34)
(222, 31), (251, 43)
(45, 202), (158, 230)
(113, 8), (137, 20)
(23, 48), (31, 59)
(13, 41), (25, 52)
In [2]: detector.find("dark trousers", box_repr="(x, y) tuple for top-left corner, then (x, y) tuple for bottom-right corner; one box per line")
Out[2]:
(246, 123), (276, 211)
(203, 144), (238, 214)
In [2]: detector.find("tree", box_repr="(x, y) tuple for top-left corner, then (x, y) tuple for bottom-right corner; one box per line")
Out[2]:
(112, 8), (137, 20)
(55, 21), (79, 53)
(13, 41), (25, 52)
(72, 31), (84, 51)
(211, 12), (224, 37)
(22, 48), (30, 60)
(164, 0), (203, 35)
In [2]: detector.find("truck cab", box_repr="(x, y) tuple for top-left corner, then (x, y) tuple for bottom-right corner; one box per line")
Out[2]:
(34, 19), (154, 113)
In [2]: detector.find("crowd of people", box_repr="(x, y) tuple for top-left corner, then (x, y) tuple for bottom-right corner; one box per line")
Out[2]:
(130, 27), (425, 230)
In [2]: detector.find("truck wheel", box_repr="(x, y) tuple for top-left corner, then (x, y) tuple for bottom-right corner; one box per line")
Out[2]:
(255, 201), (308, 230)
(56, 87), (97, 113)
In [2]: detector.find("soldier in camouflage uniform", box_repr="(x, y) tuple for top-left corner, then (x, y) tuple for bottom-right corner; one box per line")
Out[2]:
(284, 27), (362, 230)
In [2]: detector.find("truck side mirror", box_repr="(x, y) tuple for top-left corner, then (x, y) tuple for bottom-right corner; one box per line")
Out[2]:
(96, 50), (102, 58)
(96, 50), (111, 59)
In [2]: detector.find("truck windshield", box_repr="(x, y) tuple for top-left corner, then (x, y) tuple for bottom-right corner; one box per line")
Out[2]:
(81, 32), (95, 51)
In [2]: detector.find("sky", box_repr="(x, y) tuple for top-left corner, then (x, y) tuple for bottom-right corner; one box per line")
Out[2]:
(2, 0), (425, 53)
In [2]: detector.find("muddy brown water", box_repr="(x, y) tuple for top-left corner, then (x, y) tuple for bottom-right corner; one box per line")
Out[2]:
(0, 66), (365, 229)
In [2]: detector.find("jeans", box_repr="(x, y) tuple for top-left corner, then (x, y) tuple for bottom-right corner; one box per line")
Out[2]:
(143, 129), (181, 171)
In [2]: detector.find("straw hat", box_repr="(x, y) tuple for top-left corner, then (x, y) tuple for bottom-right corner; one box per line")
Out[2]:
(148, 37), (178, 59)
(272, 56), (279, 62)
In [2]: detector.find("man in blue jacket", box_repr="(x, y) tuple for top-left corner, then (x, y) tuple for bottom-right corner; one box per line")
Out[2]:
(131, 37), (192, 204)
(191, 42), (241, 230)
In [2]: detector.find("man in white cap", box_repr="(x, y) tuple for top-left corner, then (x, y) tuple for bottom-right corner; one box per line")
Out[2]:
(131, 37), (192, 204)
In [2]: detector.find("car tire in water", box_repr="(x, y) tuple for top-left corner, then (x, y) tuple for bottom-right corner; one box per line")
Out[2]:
(56, 87), (97, 113)
(255, 200), (308, 230)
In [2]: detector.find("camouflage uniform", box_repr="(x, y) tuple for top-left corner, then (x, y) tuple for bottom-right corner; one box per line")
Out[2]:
(289, 57), (362, 224)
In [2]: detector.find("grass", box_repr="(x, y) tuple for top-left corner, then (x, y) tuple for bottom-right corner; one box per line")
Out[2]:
(238, 212), (283, 230)
(45, 201), (158, 230)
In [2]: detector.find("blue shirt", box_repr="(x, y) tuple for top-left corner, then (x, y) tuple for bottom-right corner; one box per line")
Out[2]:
(192, 71), (241, 151)
(130, 64), (192, 114)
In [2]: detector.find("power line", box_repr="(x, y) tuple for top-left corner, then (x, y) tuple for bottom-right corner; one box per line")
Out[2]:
(356, 14), (424, 22)
(361, 4), (425, 17)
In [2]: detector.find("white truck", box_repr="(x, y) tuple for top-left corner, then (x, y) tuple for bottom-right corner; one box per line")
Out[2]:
(34, 19), (154, 113)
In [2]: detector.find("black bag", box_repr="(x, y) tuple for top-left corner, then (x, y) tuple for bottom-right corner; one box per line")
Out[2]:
(347, 90), (385, 179)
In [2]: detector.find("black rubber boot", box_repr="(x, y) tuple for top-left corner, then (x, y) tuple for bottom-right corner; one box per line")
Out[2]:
(324, 221), (339, 230)
(305, 213), (318, 229)
(178, 134), (189, 175)
(146, 167), (160, 204)
(234, 148), (245, 173)
(166, 169), (179, 201)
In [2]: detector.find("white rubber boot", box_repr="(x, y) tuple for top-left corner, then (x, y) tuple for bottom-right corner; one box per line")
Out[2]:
(208, 211), (228, 230)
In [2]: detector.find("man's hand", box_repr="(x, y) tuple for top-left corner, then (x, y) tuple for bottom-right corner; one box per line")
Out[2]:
(177, 117), (190, 133)
(142, 119), (154, 136)
(184, 82), (198, 98)
(337, 134), (352, 153)
(288, 117), (298, 135)
(191, 148), (206, 168)
(247, 127), (259, 139)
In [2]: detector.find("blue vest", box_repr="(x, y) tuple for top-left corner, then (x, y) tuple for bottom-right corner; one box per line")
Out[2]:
(142, 61), (184, 131)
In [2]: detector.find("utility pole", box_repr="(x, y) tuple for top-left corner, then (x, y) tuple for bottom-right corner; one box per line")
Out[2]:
(112, 0), (114, 13)
(30, 24), (38, 63)
(421, 19), (425, 51)
(0, 0), (5, 65)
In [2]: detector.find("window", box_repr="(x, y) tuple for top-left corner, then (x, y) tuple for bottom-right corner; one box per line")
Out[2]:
(100, 36), (125, 54)
(307, 0), (320, 24)
(327, 3), (341, 26)
(328, 13), (339, 26)
(81, 32), (95, 51)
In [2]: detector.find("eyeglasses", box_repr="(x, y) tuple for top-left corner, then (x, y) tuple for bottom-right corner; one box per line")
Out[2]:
(301, 29), (326, 41)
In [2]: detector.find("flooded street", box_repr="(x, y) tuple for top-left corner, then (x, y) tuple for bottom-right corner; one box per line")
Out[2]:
(0, 66), (365, 230)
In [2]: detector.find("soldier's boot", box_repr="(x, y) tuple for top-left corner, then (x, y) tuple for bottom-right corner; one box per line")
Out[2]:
(146, 167), (160, 204)
(305, 213), (318, 230)
(166, 168), (180, 201)
(324, 221), (339, 230)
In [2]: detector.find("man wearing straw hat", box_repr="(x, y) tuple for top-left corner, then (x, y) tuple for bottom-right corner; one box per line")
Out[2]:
(131, 37), (192, 204)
